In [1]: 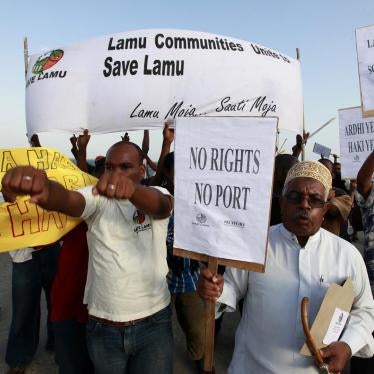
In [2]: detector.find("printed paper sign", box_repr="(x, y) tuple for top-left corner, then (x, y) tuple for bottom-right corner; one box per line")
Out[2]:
(26, 29), (302, 136)
(356, 24), (374, 117)
(312, 142), (331, 159)
(0, 147), (97, 251)
(174, 117), (277, 267)
(338, 107), (374, 178)
(323, 308), (350, 345)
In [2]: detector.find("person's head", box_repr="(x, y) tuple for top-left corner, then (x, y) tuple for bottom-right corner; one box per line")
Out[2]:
(281, 161), (332, 246)
(318, 158), (334, 178)
(273, 154), (299, 195)
(105, 141), (145, 183)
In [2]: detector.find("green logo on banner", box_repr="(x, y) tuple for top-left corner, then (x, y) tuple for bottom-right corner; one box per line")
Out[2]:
(32, 49), (64, 74)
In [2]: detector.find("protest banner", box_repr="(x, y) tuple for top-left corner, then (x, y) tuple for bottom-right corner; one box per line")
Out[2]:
(0, 147), (97, 251)
(174, 116), (277, 267)
(26, 29), (302, 136)
(173, 116), (277, 371)
(338, 107), (374, 178)
(356, 24), (374, 117)
(312, 142), (331, 159)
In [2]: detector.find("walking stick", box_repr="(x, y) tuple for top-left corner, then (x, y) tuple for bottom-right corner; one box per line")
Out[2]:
(301, 297), (331, 374)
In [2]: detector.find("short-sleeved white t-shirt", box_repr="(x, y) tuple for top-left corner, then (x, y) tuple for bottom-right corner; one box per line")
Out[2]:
(79, 185), (171, 322)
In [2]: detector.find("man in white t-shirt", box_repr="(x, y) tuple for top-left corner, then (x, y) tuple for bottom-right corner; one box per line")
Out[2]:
(2, 141), (174, 374)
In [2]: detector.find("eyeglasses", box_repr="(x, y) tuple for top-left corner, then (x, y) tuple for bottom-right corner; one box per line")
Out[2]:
(284, 191), (325, 208)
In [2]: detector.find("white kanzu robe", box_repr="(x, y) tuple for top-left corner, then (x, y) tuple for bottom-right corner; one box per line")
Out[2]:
(218, 224), (374, 374)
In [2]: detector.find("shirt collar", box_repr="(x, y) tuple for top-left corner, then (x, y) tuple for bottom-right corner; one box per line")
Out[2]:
(279, 223), (321, 249)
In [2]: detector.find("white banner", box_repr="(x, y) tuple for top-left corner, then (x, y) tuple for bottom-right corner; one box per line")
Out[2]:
(174, 117), (277, 267)
(338, 107), (374, 178)
(26, 29), (303, 135)
(356, 24), (374, 117)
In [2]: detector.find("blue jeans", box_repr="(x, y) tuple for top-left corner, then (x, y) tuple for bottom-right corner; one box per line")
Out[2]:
(6, 244), (60, 368)
(86, 305), (173, 374)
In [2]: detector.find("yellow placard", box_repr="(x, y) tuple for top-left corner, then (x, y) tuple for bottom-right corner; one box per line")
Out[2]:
(0, 147), (97, 252)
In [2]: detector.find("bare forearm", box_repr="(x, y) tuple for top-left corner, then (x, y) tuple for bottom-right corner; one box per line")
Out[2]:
(142, 130), (150, 155)
(357, 151), (374, 198)
(76, 149), (89, 173)
(39, 181), (85, 217)
(2, 166), (85, 217)
(130, 185), (172, 219)
(71, 147), (78, 161)
(145, 155), (157, 172)
(292, 147), (302, 159)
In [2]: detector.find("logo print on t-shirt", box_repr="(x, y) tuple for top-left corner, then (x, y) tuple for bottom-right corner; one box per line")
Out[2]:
(133, 210), (146, 224)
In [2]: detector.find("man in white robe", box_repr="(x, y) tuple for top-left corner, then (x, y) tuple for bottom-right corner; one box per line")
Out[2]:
(198, 161), (374, 374)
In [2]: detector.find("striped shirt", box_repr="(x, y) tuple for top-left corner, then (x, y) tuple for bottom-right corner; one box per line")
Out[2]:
(166, 213), (199, 294)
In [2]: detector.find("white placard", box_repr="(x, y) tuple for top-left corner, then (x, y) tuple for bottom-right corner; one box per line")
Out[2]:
(338, 107), (374, 178)
(323, 308), (350, 345)
(25, 29), (302, 135)
(356, 24), (374, 117)
(313, 142), (331, 158)
(174, 117), (277, 266)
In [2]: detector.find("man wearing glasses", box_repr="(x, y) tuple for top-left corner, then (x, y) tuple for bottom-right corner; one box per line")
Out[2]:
(198, 161), (374, 374)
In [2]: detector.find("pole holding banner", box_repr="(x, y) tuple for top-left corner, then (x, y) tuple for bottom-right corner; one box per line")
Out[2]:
(24, 36), (29, 79)
(296, 48), (306, 161)
(308, 118), (336, 139)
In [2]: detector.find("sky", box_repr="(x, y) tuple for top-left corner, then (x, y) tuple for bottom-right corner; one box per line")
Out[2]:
(0, 0), (373, 161)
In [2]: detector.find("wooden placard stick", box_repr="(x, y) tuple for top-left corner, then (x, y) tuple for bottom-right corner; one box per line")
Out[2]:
(174, 243), (268, 373)
(203, 256), (218, 373)
(24, 37), (29, 79)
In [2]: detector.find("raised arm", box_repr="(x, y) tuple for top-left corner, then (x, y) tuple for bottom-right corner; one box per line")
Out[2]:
(130, 185), (172, 219)
(292, 131), (309, 160)
(142, 130), (158, 172)
(1, 166), (85, 217)
(356, 151), (374, 199)
(76, 129), (91, 173)
(144, 154), (157, 172)
(70, 134), (78, 160)
(151, 121), (174, 186)
(93, 171), (173, 219)
(142, 130), (150, 155)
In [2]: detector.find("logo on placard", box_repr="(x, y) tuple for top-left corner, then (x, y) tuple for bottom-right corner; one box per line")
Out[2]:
(193, 213), (209, 227)
(338, 312), (344, 323)
(133, 210), (146, 224)
(353, 155), (360, 162)
(196, 213), (207, 224)
(224, 220), (245, 228)
(32, 49), (64, 74)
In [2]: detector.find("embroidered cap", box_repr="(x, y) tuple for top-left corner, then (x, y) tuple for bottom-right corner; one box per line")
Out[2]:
(284, 161), (332, 195)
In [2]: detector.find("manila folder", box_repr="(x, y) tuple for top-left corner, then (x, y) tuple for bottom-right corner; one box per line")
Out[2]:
(300, 278), (354, 356)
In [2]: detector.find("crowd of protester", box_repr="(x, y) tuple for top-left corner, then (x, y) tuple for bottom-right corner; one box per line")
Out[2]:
(0, 125), (373, 374)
